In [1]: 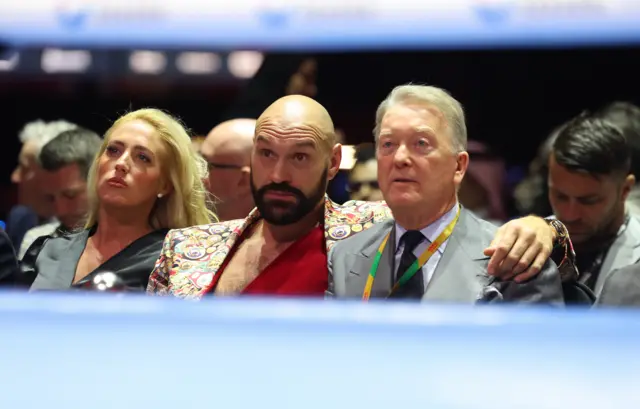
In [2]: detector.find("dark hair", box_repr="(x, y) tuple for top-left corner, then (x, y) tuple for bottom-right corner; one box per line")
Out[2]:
(354, 143), (375, 164)
(552, 113), (631, 178)
(594, 101), (640, 177)
(39, 128), (102, 179)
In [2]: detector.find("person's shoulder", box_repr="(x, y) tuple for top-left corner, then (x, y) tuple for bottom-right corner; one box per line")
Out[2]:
(597, 263), (640, 306)
(460, 208), (498, 237)
(603, 263), (640, 288)
(36, 228), (85, 257)
(326, 199), (392, 224)
(329, 219), (393, 256)
(165, 219), (245, 241)
(24, 222), (59, 238)
(7, 205), (36, 220)
(626, 214), (640, 231)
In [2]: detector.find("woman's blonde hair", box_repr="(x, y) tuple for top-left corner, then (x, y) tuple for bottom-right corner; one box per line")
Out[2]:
(85, 108), (216, 230)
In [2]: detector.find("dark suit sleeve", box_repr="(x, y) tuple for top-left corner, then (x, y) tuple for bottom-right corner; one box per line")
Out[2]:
(499, 260), (565, 305)
(5, 205), (38, 250)
(0, 229), (20, 286)
(595, 264), (640, 307)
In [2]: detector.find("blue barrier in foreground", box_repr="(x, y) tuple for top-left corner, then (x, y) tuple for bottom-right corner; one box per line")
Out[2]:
(0, 292), (638, 409)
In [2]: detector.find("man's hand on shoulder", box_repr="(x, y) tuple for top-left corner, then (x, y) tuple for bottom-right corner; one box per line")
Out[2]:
(483, 215), (559, 282)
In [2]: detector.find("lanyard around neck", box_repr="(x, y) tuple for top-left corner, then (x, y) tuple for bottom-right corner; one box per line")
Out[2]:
(362, 207), (461, 301)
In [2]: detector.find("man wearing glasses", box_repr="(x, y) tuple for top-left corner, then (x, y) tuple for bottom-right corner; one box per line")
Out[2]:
(348, 143), (384, 202)
(200, 119), (257, 221)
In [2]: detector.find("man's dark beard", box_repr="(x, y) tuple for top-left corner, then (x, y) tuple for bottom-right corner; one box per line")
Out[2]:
(250, 169), (327, 226)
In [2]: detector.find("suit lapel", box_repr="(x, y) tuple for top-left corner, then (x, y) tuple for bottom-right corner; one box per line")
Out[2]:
(343, 221), (395, 298)
(370, 224), (395, 298)
(323, 197), (392, 252)
(55, 230), (90, 288)
(423, 209), (493, 303)
(595, 216), (640, 294)
(171, 210), (260, 297)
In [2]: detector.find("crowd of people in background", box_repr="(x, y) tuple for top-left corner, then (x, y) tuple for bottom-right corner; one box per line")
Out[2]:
(0, 80), (640, 307)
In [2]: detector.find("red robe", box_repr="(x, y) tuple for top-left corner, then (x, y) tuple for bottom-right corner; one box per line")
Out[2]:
(210, 226), (328, 296)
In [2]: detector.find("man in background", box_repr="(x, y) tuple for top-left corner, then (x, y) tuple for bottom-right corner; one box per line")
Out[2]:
(19, 128), (102, 258)
(548, 113), (639, 295)
(458, 140), (507, 225)
(7, 120), (78, 249)
(348, 144), (384, 202)
(191, 135), (206, 153)
(200, 119), (256, 221)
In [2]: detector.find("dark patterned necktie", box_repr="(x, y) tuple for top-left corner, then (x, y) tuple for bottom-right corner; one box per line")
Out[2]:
(390, 230), (425, 299)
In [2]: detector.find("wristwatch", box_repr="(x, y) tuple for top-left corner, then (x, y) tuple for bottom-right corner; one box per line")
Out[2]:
(544, 217), (578, 282)
(545, 217), (569, 248)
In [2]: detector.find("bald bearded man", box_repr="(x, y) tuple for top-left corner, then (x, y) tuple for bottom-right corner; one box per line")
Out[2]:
(201, 119), (256, 221)
(148, 95), (572, 299)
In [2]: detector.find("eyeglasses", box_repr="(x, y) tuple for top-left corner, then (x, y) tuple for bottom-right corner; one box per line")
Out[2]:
(347, 181), (379, 193)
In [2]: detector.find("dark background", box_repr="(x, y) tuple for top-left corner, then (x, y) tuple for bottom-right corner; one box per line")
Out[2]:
(2, 45), (639, 215)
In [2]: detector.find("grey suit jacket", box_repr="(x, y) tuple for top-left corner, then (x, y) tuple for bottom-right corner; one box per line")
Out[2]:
(327, 208), (564, 304)
(595, 263), (640, 307)
(594, 215), (640, 296)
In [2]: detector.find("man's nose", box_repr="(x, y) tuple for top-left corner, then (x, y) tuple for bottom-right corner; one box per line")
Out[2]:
(559, 201), (582, 223)
(269, 159), (291, 183)
(392, 144), (411, 166)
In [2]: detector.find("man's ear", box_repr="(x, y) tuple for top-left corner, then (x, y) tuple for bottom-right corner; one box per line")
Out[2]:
(239, 166), (251, 186)
(621, 173), (636, 201)
(453, 151), (469, 188)
(328, 144), (342, 181)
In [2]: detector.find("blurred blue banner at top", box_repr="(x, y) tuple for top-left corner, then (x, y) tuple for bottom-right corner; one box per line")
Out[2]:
(1, 0), (640, 50)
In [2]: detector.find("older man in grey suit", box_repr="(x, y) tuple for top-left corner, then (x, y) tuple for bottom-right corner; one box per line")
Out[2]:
(327, 84), (564, 303)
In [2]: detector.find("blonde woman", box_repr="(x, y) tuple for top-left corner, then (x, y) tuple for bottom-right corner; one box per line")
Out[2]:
(29, 109), (215, 291)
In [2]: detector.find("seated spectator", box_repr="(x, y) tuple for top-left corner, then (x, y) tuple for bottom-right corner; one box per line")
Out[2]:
(28, 109), (215, 292)
(458, 140), (507, 225)
(19, 128), (103, 259)
(200, 119), (256, 221)
(347, 144), (384, 202)
(547, 113), (638, 294)
(7, 120), (78, 249)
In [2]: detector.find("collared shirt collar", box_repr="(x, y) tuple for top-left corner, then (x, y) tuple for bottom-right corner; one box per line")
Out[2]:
(394, 203), (459, 254)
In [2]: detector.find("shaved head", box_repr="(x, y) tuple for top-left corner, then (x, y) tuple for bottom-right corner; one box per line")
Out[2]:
(201, 118), (257, 221)
(256, 95), (337, 150)
(202, 118), (256, 159)
(251, 95), (342, 226)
